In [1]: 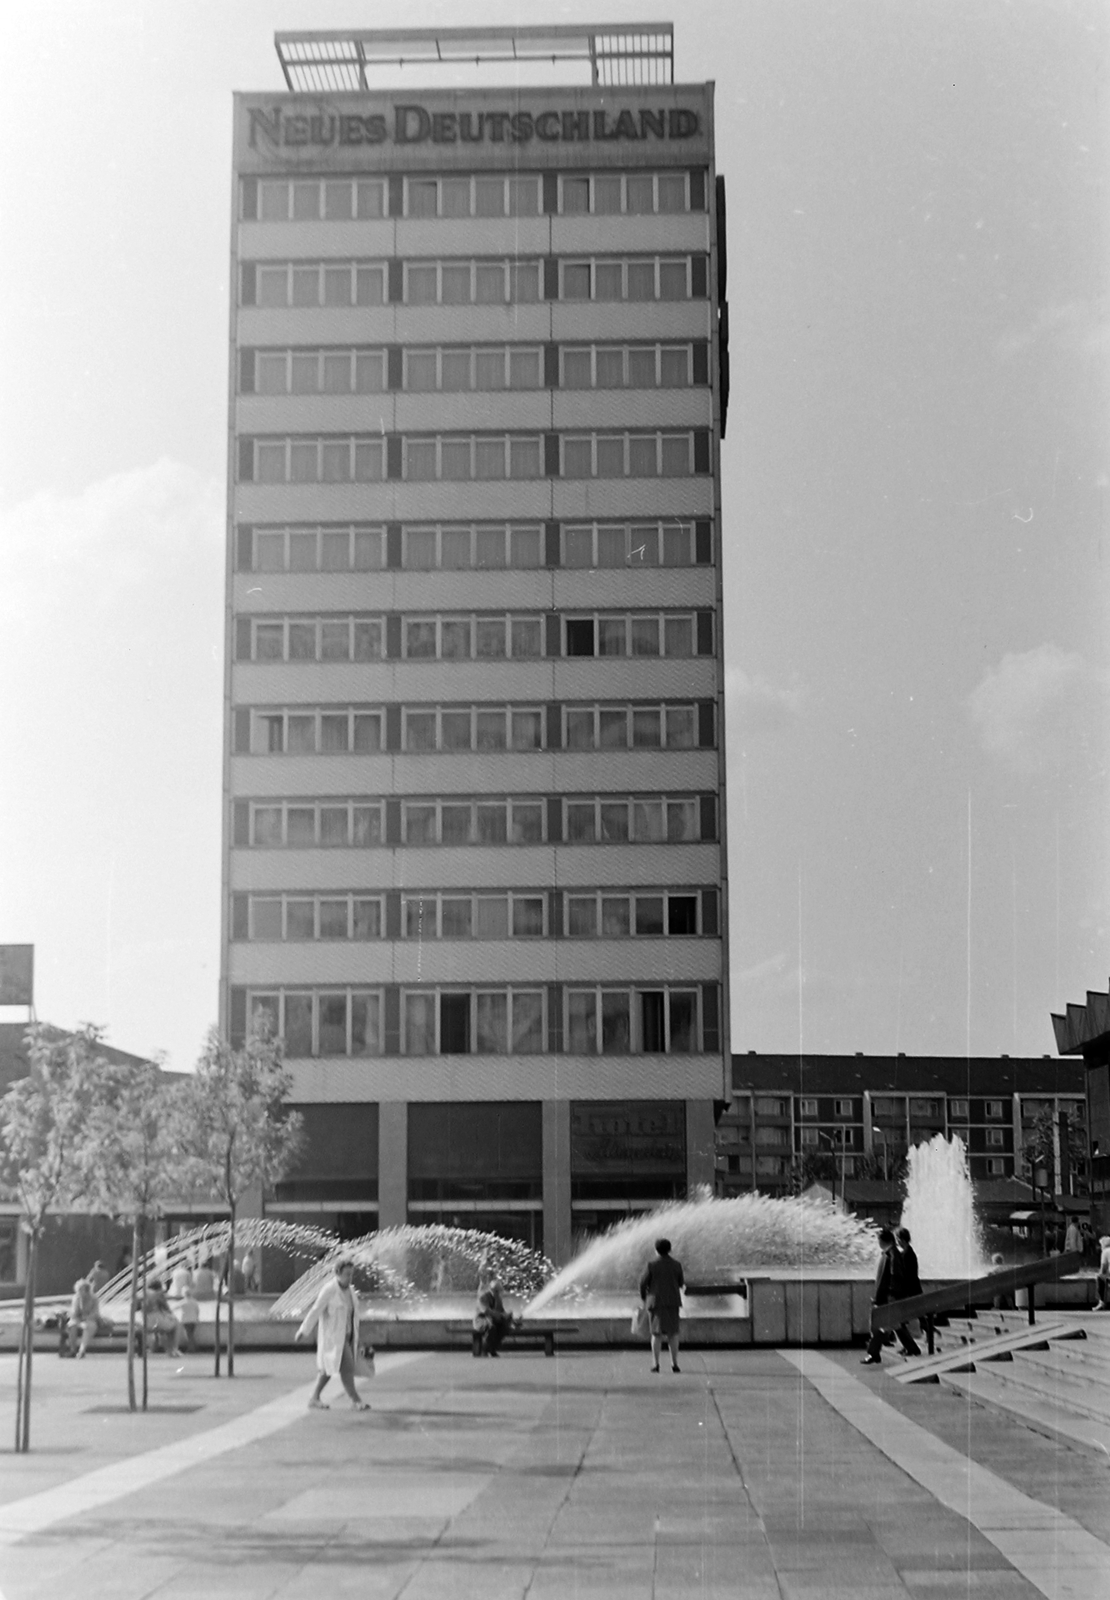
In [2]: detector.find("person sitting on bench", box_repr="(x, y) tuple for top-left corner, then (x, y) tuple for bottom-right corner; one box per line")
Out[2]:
(474, 1271), (517, 1357)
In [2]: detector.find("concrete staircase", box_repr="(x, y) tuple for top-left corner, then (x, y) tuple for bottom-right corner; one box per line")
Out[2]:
(898, 1308), (1110, 1453)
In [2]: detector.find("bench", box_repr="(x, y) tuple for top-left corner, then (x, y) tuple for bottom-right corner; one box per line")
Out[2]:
(445, 1320), (578, 1358)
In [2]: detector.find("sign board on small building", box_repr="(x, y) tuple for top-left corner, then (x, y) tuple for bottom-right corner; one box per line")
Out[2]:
(0, 946), (33, 1006)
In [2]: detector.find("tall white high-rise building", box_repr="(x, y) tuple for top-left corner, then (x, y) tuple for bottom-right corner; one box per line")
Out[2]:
(222, 25), (729, 1264)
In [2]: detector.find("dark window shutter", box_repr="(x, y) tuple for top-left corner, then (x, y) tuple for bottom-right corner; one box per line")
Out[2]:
(544, 521), (560, 567)
(233, 800), (250, 847)
(383, 986), (401, 1054)
(715, 175), (728, 300)
(239, 349), (255, 393)
(695, 520), (712, 565)
(546, 795), (562, 843)
(701, 984), (720, 1052)
(231, 893), (249, 941)
(241, 177), (259, 220)
(718, 301), (730, 441)
(546, 703), (562, 750)
(543, 256), (559, 300)
(385, 798), (402, 845)
(701, 888), (719, 937)
(689, 169), (706, 211)
(387, 435), (403, 479)
(237, 438), (254, 482)
(699, 795), (717, 841)
(388, 258), (404, 303)
(542, 172), (558, 214)
(697, 701), (716, 748)
(233, 708), (251, 753)
(691, 340), (709, 385)
(696, 611), (714, 656)
(693, 430), (710, 474)
(387, 345), (403, 391)
(386, 523), (403, 569)
(240, 263), (256, 305)
(385, 614), (402, 660)
(385, 891), (401, 940)
(548, 891), (563, 938)
(235, 618), (253, 661)
(544, 614), (561, 658)
(385, 705), (402, 752)
(690, 254), (708, 299)
(229, 988), (247, 1049)
(544, 434), (560, 477)
(544, 343), (560, 387)
(236, 525), (254, 572)
(388, 175), (404, 217)
(546, 984), (564, 1053)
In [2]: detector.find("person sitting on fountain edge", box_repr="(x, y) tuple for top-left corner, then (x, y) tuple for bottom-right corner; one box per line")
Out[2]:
(861, 1229), (921, 1365)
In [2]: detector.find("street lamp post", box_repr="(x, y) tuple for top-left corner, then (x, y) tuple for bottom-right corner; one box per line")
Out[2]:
(818, 1132), (847, 1207)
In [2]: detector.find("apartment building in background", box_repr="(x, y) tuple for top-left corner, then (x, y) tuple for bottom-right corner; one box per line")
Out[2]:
(718, 1053), (1088, 1228)
(221, 26), (729, 1264)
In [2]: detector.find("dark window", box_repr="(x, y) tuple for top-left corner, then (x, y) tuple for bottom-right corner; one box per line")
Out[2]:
(641, 991), (665, 1052)
(440, 994), (470, 1054)
(565, 619), (595, 657)
(667, 896), (698, 935)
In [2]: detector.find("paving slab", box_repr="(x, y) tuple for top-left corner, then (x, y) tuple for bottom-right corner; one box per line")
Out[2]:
(2, 1344), (1109, 1597)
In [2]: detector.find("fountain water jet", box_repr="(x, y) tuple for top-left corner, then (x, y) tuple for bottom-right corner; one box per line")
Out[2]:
(899, 1132), (986, 1280)
(526, 1192), (880, 1314)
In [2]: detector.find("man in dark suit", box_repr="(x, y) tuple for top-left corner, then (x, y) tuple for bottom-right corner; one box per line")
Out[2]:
(861, 1228), (921, 1364)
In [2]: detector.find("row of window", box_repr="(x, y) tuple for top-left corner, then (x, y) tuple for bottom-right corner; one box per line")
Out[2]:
(239, 701), (713, 757)
(740, 1095), (1072, 1123)
(240, 341), (703, 395)
(238, 520), (710, 574)
(240, 254), (707, 309)
(236, 610), (712, 664)
(238, 430), (709, 483)
(242, 170), (702, 223)
(237, 793), (712, 850)
(234, 887), (714, 943)
(241, 984), (712, 1058)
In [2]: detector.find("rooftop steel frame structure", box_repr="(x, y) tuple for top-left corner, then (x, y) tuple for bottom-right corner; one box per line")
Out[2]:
(273, 24), (675, 91)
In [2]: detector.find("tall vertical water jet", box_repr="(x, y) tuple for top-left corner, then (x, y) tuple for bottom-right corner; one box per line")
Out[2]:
(900, 1132), (986, 1279)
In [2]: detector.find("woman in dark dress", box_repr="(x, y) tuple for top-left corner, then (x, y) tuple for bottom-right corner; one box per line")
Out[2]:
(639, 1237), (685, 1373)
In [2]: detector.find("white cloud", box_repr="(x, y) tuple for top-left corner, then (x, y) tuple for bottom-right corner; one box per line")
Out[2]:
(726, 666), (804, 731)
(967, 644), (1109, 773)
(0, 460), (225, 1070)
(996, 298), (1109, 361)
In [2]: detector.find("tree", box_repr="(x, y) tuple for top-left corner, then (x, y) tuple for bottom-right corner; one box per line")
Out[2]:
(177, 1027), (301, 1376)
(1022, 1105), (1087, 1194)
(0, 1025), (106, 1452)
(84, 1059), (192, 1412)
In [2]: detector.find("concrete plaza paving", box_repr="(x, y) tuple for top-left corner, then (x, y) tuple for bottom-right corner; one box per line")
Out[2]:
(1, 1342), (1108, 1599)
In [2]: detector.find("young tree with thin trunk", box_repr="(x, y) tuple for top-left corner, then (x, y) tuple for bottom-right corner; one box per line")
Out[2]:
(84, 1059), (192, 1412)
(177, 1027), (301, 1376)
(0, 1025), (106, 1452)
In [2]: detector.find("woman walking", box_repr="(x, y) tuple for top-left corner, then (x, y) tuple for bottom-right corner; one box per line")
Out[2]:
(295, 1257), (370, 1411)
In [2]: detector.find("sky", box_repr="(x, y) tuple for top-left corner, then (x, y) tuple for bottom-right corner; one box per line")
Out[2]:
(1, 0), (1107, 1072)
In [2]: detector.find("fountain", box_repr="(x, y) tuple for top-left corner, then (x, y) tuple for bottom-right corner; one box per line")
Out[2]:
(272, 1225), (554, 1322)
(899, 1131), (987, 1280)
(6, 1139), (991, 1353)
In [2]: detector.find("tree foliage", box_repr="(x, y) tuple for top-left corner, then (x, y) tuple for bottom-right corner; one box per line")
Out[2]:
(176, 1027), (302, 1375)
(0, 1025), (109, 1451)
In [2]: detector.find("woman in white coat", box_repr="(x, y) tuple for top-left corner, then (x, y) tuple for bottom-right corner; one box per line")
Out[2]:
(294, 1258), (370, 1410)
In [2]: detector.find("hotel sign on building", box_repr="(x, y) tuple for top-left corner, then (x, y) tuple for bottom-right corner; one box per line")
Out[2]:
(221, 26), (729, 1264)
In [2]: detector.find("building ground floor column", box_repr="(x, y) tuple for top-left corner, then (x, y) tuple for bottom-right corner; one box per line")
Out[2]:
(542, 1099), (572, 1268)
(685, 1098), (717, 1194)
(378, 1101), (408, 1230)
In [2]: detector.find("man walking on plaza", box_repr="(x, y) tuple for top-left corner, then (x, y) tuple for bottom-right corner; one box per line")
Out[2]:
(640, 1238), (685, 1374)
(862, 1228), (921, 1364)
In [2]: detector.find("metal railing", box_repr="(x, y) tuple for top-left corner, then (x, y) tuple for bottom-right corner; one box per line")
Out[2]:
(871, 1250), (1086, 1354)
